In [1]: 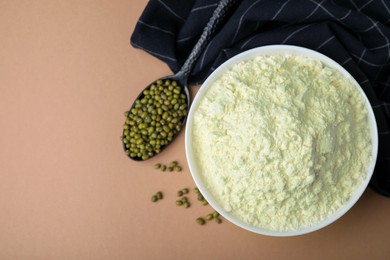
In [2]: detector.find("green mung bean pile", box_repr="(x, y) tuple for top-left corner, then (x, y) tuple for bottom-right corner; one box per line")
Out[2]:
(122, 79), (187, 160)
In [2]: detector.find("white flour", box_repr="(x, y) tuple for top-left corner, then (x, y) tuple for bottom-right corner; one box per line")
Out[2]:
(192, 54), (372, 231)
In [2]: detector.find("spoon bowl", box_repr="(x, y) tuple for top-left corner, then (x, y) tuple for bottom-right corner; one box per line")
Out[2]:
(123, 74), (190, 161)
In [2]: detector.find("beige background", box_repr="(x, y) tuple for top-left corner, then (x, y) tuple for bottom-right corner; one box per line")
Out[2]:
(0, 0), (389, 259)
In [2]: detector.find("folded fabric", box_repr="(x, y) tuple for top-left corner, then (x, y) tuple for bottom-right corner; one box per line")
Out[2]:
(131, 0), (390, 197)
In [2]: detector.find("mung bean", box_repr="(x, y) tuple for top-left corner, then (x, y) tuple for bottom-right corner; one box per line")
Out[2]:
(196, 218), (205, 225)
(151, 195), (158, 202)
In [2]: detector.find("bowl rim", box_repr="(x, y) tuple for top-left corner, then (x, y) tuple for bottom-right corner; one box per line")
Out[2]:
(185, 44), (379, 236)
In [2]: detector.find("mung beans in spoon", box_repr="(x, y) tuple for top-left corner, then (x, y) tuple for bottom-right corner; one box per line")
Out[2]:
(123, 79), (187, 160)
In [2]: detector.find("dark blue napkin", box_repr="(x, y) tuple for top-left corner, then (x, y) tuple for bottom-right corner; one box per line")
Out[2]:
(131, 0), (390, 197)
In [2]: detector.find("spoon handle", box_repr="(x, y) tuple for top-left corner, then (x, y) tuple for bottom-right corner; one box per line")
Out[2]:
(178, 0), (236, 80)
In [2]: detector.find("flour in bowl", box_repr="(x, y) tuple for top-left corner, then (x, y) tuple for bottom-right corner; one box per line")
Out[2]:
(191, 54), (372, 231)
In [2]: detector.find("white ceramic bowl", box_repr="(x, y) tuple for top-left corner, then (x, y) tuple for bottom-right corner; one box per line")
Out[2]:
(185, 45), (378, 236)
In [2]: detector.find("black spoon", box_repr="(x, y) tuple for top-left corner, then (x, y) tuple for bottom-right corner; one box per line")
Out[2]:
(123, 0), (236, 161)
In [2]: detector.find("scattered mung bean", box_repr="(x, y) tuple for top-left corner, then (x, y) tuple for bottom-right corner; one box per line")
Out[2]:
(169, 161), (178, 168)
(196, 218), (205, 225)
(151, 195), (158, 202)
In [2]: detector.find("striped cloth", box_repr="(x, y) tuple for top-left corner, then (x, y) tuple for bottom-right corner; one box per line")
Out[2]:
(131, 0), (390, 197)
